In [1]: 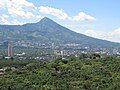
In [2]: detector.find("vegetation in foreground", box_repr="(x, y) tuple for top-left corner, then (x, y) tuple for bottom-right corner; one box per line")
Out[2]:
(0, 55), (120, 90)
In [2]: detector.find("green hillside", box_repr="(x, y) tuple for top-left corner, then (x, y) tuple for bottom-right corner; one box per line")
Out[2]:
(0, 17), (120, 48)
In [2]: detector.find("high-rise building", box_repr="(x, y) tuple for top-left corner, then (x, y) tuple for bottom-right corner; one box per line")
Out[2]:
(8, 41), (13, 57)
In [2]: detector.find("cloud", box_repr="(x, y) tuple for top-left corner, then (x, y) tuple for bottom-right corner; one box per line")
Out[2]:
(39, 6), (96, 22)
(0, 0), (35, 18)
(0, 14), (25, 25)
(1, 18), (10, 24)
(0, 14), (10, 24)
(5, 0), (35, 8)
(112, 28), (120, 35)
(12, 19), (25, 25)
(0, 0), (44, 25)
(8, 7), (35, 18)
(12, 0), (35, 8)
(39, 6), (69, 20)
(72, 12), (96, 21)
(83, 28), (120, 43)
(0, 1), (4, 8)
(36, 15), (44, 19)
(108, 28), (120, 42)
(83, 30), (105, 40)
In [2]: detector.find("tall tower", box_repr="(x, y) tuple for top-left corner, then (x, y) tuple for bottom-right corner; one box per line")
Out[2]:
(8, 41), (13, 57)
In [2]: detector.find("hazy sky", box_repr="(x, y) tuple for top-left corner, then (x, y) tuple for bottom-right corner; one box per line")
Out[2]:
(0, 0), (120, 42)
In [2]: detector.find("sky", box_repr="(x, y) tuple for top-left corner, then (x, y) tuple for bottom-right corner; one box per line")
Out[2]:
(0, 0), (120, 43)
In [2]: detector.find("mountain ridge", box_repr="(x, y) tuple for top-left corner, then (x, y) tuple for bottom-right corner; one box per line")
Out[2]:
(0, 17), (120, 48)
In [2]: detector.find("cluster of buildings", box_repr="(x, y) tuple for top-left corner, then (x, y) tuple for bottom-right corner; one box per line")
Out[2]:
(0, 41), (120, 60)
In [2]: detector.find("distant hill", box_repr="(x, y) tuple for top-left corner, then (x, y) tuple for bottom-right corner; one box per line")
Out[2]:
(0, 17), (120, 48)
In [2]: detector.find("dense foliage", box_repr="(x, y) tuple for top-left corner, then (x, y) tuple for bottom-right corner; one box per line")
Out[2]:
(0, 56), (120, 90)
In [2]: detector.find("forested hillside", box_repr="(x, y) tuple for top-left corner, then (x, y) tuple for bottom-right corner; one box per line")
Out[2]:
(0, 17), (120, 48)
(0, 56), (120, 90)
